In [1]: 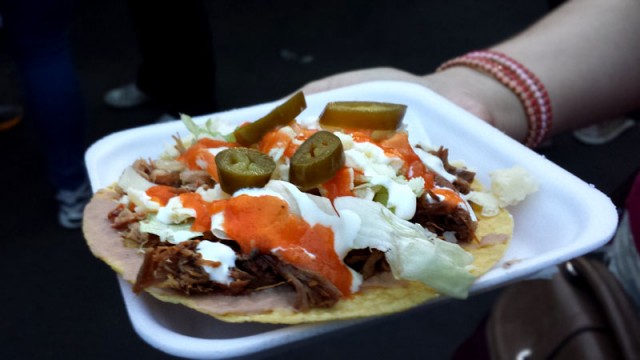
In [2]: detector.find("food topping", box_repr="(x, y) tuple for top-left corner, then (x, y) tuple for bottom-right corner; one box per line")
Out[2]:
(222, 192), (354, 295)
(106, 94), (536, 311)
(319, 101), (407, 130)
(289, 131), (345, 190)
(467, 166), (538, 217)
(233, 91), (307, 146)
(177, 138), (236, 183)
(215, 147), (276, 194)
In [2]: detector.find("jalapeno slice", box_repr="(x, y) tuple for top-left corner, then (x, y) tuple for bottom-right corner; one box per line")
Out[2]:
(215, 148), (276, 194)
(233, 91), (307, 146)
(289, 131), (345, 189)
(318, 101), (407, 130)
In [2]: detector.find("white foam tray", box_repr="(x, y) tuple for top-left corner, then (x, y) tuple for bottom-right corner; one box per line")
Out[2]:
(85, 81), (618, 359)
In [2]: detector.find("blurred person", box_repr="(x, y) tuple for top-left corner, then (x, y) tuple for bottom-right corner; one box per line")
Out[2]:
(104, 0), (217, 119)
(1, 0), (91, 229)
(299, 0), (640, 308)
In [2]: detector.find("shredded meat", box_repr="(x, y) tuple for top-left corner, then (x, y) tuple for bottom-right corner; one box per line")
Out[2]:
(412, 194), (477, 243)
(429, 146), (475, 194)
(121, 222), (161, 248)
(259, 255), (342, 310)
(130, 158), (215, 191)
(344, 249), (389, 280)
(108, 204), (145, 230)
(150, 168), (182, 187)
(132, 159), (153, 180)
(133, 241), (343, 310)
(133, 240), (246, 295)
(172, 134), (187, 154)
(180, 169), (215, 190)
(108, 204), (161, 247)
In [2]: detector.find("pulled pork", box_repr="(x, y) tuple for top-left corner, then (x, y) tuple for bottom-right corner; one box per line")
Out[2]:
(133, 240), (224, 294)
(344, 249), (389, 280)
(412, 193), (477, 243)
(429, 146), (475, 194)
(406, 146), (477, 243)
(108, 204), (145, 230)
(255, 255), (342, 310)
(108, 204), (160, 248)
(133, 240), (342, 310)
(132, 158), (215, 190)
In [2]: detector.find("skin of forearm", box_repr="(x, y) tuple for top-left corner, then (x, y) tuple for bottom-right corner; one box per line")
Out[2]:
(424, 68), (530, 142)
(302, 1), (640, 141)
(492, 0), (640, 135)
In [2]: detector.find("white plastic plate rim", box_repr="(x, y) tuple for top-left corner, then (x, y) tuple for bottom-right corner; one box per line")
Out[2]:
(85, 80), (618, 359)
(117, 278), (364, 359)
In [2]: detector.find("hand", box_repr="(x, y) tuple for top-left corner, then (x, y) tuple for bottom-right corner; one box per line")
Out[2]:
(299, 67), (495, 123)
(300, 67), (428, 95)
(300, 66), (527, 141)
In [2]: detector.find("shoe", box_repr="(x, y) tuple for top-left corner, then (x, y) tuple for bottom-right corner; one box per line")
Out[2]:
(573, 118), (636, 145)
(56, 181), (92, 229)
(104, 83), (150, 108)
(0, 104), (23, 131)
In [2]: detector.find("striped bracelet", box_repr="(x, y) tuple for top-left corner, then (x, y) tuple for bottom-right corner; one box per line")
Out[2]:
(436, 50), (552, 148)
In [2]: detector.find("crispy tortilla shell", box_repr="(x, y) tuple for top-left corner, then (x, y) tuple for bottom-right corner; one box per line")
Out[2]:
(83, 187), (512, 324)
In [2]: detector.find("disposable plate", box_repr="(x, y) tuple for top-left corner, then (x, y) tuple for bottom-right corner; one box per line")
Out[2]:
(85, 81), (618, 359)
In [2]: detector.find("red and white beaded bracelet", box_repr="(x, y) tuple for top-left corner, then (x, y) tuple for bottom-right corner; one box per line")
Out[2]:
(436, 50), (552, 148)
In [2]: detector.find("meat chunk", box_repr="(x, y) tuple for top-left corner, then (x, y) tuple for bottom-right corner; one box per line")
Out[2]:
(130, 158), (214, 190)
(412, 194), (477, 243)
(344, 248), (389, 280)
(133, 240), (242, 295)
(108, 204), (145, 230)
(150, 168), (182, 187)
(133, 241), (343, 311)
(179, 169), (215, 190)
(429, 146), (475, 194)
(258, 255), (342, 310)
(132, 159), (153, 180)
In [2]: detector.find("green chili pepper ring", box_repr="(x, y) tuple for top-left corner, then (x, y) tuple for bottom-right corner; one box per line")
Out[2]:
(215, 147), (276, 194)
(318, 101), (407, 130)
(289, 131), (345, 189)
(233, 91), (307, 146)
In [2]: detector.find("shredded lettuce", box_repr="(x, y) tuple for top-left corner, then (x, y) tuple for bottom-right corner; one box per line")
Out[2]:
(180, 114), (236, 142)
(334, 196), (475, 298)
(139, 214), (202, 244)
(117, 166), (155, 192)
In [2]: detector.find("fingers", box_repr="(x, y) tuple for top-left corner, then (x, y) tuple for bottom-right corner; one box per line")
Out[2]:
(299, 67), (423, 95)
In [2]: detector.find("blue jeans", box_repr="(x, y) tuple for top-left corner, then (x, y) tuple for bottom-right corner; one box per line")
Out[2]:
(2, 0), (88, 192)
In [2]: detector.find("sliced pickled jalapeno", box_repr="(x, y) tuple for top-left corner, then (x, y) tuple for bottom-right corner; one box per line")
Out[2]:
(215, 148), (276, 194)
(318, 101), (407, 130)
(233, 91), (307, 146)
(289, 131), (345, 190)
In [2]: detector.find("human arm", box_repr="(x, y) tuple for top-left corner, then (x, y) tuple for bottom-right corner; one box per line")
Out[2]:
(300, 0), (640, 142)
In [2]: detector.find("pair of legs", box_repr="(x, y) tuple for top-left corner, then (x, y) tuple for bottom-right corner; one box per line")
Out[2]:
(2, 0), (89, 228)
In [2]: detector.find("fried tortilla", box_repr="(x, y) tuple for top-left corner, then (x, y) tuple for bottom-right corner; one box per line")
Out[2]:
(83, 185), (512, 324)
(82, 95), (526, 324)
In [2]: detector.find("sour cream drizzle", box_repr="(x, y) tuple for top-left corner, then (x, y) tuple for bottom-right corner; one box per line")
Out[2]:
(196, 240), (236, 285)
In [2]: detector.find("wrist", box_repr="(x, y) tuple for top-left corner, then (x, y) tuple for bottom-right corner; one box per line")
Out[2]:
(422, 67), (529, 142)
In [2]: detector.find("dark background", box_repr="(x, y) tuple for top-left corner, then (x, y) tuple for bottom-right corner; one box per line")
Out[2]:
(1, 1), (638, 359)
